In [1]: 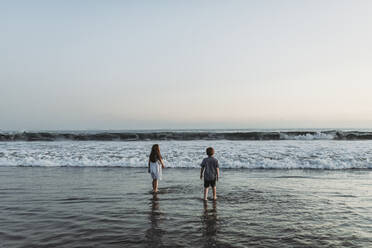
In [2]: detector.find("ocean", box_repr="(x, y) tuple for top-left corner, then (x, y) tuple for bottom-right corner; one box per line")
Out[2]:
(1, 129), (372, 247)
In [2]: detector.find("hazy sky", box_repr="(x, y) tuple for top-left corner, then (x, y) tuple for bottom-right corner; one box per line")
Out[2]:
(1, 0), (372, 130)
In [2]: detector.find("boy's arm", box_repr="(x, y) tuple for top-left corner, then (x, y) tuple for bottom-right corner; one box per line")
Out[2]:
(200, 159), (205, 180)
(216, 168), (220, 181)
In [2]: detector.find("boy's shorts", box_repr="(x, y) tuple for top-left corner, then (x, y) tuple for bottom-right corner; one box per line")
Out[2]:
(204, 180), (216, 188)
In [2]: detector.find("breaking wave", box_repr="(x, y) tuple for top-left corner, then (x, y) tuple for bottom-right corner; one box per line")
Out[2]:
(1, 130), (372, 141)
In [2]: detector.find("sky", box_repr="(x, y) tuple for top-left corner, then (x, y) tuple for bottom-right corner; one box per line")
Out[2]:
(1, 0), (372, 130)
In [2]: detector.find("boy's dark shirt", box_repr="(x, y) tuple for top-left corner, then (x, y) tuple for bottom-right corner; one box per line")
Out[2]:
(201, 156), (219, 181)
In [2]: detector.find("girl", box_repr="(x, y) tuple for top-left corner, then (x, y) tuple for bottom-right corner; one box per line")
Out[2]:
(148, 144), (165, 193)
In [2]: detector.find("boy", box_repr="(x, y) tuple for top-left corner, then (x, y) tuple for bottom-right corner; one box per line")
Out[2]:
(200, 147), (220, 201)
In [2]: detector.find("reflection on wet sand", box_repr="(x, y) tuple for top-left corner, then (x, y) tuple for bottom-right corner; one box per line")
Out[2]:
(201, 200), (218, 247)
(145, 193), (163, 248)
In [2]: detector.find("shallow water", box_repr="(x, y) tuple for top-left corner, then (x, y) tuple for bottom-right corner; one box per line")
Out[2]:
(1, 167), (372, 247)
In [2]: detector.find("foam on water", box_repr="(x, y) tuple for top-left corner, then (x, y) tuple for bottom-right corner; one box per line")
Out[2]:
(0, 140), (372, 169)
(279, 132), (335, 140)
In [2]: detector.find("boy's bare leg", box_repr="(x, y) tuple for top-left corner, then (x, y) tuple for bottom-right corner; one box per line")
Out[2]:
(204, 188), (208, 200)
(212, 187), (217, 200)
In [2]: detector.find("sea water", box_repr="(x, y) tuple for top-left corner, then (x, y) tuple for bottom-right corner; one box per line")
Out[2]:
(0, 167), (371, 247)
(1, 130), (372, 247)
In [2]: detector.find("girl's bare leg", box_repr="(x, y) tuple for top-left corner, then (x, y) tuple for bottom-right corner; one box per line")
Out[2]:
(154, 179), (158, 192)
(152, 180), (156, 192)
(204, 188), (208, 200)
(212, 187), (217, 200)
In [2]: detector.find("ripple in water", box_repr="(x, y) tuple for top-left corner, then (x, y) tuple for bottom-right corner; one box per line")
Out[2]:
(0, 167), (372, 247)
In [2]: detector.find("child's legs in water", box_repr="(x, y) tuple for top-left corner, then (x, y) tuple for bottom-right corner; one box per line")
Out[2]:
(152, 179), (158, 192)
(204, 187), (217, 200)
(204, 180), (217, 200)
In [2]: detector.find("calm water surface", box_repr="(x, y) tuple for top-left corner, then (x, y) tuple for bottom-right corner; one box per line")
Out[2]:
(1, 167), (372, 248)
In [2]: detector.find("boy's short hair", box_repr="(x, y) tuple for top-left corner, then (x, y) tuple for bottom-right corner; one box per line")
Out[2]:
(206, 147), (214, 156)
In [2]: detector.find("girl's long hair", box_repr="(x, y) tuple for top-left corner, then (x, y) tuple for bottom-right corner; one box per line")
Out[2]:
(149, 144), (162, 162)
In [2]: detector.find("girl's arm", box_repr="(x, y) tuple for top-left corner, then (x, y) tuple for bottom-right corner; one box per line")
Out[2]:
(160, 159), (165, 169)
(148, 159), (150, 173)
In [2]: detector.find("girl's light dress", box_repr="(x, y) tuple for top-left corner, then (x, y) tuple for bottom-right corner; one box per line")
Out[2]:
(150, 161), (162, 180)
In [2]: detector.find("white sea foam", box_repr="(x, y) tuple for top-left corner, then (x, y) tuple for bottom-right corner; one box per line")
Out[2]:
(279, 132), (335, 140)
(0, 140), (372, 169)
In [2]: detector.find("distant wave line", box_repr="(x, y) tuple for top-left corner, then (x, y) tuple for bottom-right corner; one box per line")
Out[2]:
(1, 130), (372, 141)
